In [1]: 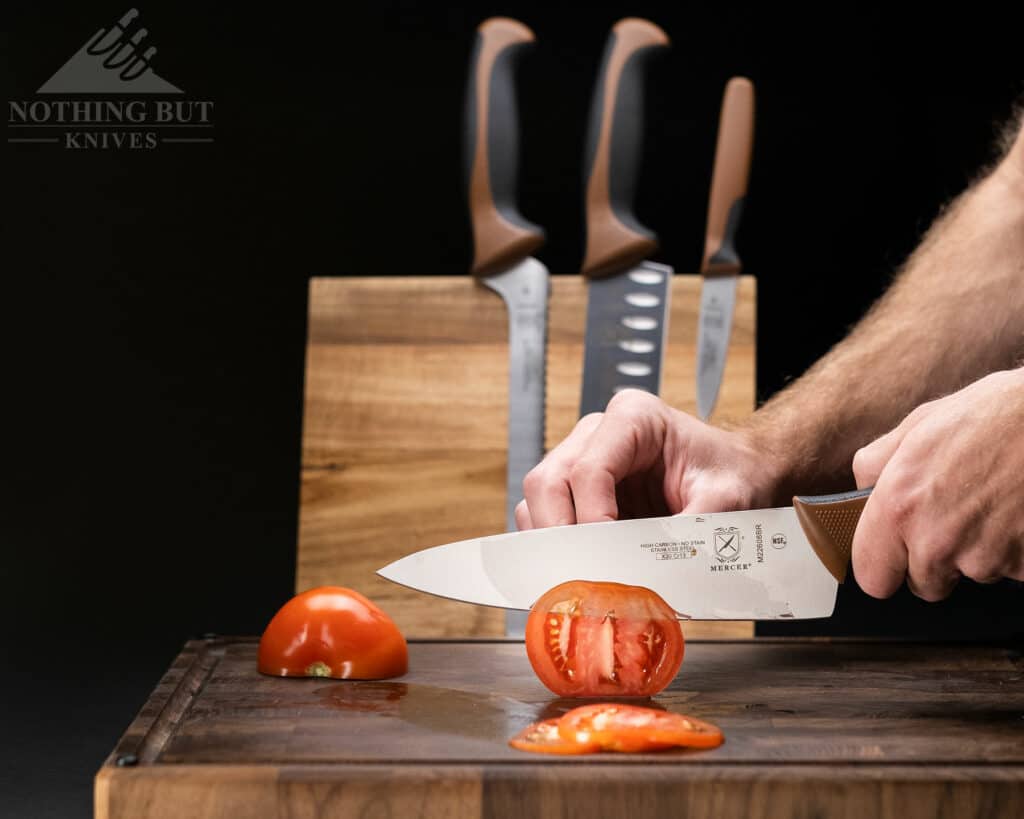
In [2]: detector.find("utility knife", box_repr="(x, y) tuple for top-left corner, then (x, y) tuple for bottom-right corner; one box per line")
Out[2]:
(578, 18), (671, 416)
(464, 18), (549, 635)
(379, 489), (870, 620)
(696, 77), (755, 421)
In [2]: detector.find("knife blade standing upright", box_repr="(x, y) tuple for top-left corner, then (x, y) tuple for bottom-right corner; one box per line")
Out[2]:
(696, 77), (755, 421)
(579, 18), (671, 416)
(464, 18), (549, 636)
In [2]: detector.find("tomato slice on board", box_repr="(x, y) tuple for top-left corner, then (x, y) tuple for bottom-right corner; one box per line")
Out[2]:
(558, 703), (724, 752)
(508, 718), (602, 755)
(525, 580), (684, 697)
(258, 586), (408, 680)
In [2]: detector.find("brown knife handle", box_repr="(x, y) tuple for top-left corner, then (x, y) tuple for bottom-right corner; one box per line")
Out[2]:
(581, 18), (669, 279)
(701, 77), (755, 276)
(464, 18), (545, 277)
(793, 488), (872, 584)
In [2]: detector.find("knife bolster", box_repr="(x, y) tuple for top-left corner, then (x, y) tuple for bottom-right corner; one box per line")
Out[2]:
(792, 488), (872, 584)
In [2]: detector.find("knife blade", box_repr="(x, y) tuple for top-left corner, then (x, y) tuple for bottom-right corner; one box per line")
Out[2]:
(464, 18), (550, 636)
(696, 77), (755, 421)
(379, 488), (871, 620)
(579, 18), (671, 417)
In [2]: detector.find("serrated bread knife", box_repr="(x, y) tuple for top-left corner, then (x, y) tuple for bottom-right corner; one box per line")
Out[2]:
(379, 489), (870, 620)
(464, 18), (549, 636)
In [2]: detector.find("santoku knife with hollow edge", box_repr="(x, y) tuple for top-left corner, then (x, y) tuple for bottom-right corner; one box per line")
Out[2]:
(579, 18), (672, 416)
(696, 77), (755, 421)
(464, 18), (549, 636)
(379, 488), (871, 620)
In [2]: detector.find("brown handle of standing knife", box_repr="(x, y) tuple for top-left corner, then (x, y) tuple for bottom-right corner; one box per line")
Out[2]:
(465, 18), (545, 277)
(581, 18), (669, 279)
(792, 488), (872, 584)
(701, 77), (755, 276)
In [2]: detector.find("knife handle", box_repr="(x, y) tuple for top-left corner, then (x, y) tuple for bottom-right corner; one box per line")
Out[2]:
(464, 18), (545, 277)
(793, 488), (872, 584)
(581, 18), (669, 279)
(701, 77), (755, 276)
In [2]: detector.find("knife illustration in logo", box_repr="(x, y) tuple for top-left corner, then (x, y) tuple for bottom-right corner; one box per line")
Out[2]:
(38, 8), (182, 94)
(713, 527), (742, 563)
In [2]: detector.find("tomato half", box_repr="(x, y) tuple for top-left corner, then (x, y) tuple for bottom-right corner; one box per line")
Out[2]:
(558, 703), (724, 752)
(525, 580), (684, 697)
(258, 586), (408, 680)
(508, 718), (601, 755)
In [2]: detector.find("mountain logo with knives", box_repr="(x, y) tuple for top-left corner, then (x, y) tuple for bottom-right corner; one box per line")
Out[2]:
(713, 527), (743, 563)
(7, 9), (213, 150)
(38, 8), (182, 94)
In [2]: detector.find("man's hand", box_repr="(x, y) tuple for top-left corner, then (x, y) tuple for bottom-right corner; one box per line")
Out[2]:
(851, 369), (1024, 601)
(515, 389), (785, 529)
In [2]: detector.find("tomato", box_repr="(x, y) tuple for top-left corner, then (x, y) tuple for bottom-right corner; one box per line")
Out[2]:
(258, 586), (408, 680)
(558, 703), (724, 752)
(524, 580), (684, 697)
(508, 718), (601, 755)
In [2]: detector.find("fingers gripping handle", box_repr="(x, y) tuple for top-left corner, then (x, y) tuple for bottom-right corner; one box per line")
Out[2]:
(793, 488), (872, 583)
(464, 18), (545, 277)
(581, 18), (669, 279)
(701, 77), (755, 276)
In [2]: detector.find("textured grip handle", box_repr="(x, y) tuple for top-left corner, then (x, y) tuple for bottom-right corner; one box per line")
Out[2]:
(581, 18), (669, 279)
(464, 18), (545, 277)
(701, 77), (755, 276)
(793, 488), (872, 584)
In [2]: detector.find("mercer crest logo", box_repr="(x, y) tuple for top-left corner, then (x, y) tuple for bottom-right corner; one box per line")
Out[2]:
(8, 9), (214, 150)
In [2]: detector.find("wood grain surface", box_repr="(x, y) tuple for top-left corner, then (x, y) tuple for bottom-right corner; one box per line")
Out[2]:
(297, 276), (756, 639)
(96, 638), (1024, 819)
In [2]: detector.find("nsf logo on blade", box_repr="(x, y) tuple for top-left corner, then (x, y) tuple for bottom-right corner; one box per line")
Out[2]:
(713, 527), (742, 563)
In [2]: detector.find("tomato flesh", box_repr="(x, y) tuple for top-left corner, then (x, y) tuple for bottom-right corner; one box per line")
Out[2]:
(558, 703), (724, 752)
(258, 586), (408, 680)
(508, 718), (601, 755)
(525, 580), (684, 697)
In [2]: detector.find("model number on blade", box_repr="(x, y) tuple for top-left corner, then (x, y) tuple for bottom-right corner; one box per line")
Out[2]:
(640, 541), (700, 561)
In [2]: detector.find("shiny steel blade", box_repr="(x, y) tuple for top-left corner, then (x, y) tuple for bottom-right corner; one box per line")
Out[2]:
(696, 274), (738, 421)
(480, 255), (549, 635)
(379, 506), (838, 620)
(579, 261), (672, 416)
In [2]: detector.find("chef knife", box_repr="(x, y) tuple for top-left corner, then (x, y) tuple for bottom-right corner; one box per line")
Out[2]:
(579, 18), (672, 416)
(696, 77), (755, 421)
(379, 488), (870, 620)
(464, 18), (549, 636)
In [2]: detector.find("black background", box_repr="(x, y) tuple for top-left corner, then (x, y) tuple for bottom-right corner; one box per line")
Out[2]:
(1, 3), (1021, 816)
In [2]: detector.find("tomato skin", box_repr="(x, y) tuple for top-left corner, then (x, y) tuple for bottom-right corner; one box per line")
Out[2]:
(258, 586), (408, 680)
(508, 718), (601, 755)
(557, 703), (724, 752)
(525, 580), (684, 698)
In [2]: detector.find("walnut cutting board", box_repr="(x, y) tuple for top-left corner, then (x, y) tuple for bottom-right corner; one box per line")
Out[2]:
(95, 638), (1024, 819)
(297, 275), (756, 638)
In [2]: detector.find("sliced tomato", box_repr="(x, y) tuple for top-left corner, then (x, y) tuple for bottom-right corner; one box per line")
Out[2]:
(558, 703), (724, 752)
(525, 580), (684, 697)
(508, 718), (602, 755)
(258, 586), (408, 680)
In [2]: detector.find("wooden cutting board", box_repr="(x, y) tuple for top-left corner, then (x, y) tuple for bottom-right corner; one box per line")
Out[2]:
(95, 637), (1024, 818)
(297, 275), (756, 639)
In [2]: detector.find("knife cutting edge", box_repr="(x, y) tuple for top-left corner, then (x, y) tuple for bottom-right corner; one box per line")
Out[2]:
(379, 488), (871, 620)
(579, 18), (671, 417)
(464, 18), (549, 636)
(696, 77), (755, 421)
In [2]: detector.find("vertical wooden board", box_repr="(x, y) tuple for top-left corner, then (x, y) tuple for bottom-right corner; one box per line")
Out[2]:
(297, 276), (756, 638)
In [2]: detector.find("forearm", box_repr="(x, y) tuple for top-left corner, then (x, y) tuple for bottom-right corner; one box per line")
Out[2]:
(742, 127), (1024, 501)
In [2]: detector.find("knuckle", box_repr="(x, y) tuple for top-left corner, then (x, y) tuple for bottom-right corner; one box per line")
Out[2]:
(522, 467), (551, 496)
